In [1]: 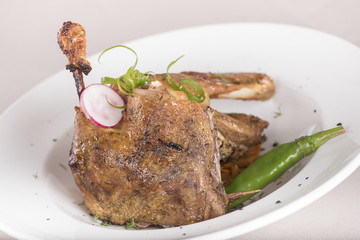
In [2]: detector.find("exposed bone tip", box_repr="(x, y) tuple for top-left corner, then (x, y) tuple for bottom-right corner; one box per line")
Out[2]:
(57, 21), (91, 97)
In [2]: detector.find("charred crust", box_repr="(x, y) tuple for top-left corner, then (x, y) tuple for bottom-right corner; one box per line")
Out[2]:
(126, 175), (131, 182)
(124, 156), (132, 163)
(66, 64), (77, 72)
(158, 138), (184, 151)
(65, 62), (92, 75)
(61, 21), (73, 35)
(69, 160), (80, 169)
(78, 60), (92, 75)
(144, 129), (149, 137)
(129, 107), (134, 115)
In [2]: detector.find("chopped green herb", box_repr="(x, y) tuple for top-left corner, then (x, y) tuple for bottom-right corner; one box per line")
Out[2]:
(215, 73), (228, 85)
(93, 213), (99, 222)
(101, 220), (111, 226)
(33, 172), (38, 179)
(126, 218), (137, 230)
(78, 200), (85, 206)
(274, 112), (281, 118)
(213, 114), (221, 119)
(260, 134), (267, 142)
(274, 104), (282, 118)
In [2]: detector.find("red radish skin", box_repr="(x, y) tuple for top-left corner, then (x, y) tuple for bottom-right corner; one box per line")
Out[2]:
(80, 84), (125, 128)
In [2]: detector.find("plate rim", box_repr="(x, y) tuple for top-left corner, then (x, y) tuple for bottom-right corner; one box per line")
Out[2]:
(1, 22), (360, 240)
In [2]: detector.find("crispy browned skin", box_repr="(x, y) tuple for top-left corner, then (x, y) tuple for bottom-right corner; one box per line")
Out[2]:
(214, 111), (268, 147)
(69, 91), (227, 227)
(212, 111), (268, 162)
(134, 82), (268, 161)
(138, 78), (268, 163)
(58, 21), (92, 96)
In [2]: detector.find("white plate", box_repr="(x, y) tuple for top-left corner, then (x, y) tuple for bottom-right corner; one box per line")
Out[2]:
(1, 23), (360, 240)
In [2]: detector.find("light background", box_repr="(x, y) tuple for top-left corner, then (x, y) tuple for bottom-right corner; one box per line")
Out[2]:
(1, 0), (359, 239)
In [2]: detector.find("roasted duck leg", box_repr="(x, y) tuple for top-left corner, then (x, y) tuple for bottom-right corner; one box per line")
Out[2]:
(58, 22), (273, 227)
(211, 110), (268, 161)
(70, 91), (227, 226)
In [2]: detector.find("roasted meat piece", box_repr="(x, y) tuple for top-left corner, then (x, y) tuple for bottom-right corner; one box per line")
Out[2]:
(69, 84), (268, 227)
(212, 111), (268, 162)
(59, 21), (273, 227)
(70, 90), (227, 227)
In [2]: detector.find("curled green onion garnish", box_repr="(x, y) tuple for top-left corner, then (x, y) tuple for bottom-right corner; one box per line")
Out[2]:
(179, 78), (206, 103)
(98, 45), (152, 95)
(98, 45), (138, 69)
(105, 95), (127, 110)
(166, 56), (182, 91)
(215, 73), (228, 85)
(99, 45), (206, 103)
(166, 56), (206, 103)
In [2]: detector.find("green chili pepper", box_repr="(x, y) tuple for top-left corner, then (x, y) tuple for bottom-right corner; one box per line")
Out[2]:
(226, 125), (346, 209)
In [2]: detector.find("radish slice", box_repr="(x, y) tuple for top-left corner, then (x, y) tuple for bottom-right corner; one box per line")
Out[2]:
(80, 84), (125, 128)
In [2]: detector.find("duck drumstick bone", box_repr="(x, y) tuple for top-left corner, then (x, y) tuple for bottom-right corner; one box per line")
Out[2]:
(57, 21), (92, 97)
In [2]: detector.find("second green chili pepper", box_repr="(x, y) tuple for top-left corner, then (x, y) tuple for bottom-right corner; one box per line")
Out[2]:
(226, 125), (346, 209)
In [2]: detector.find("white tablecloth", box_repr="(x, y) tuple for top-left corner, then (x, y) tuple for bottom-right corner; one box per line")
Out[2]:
(1, 1), (359, 239)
